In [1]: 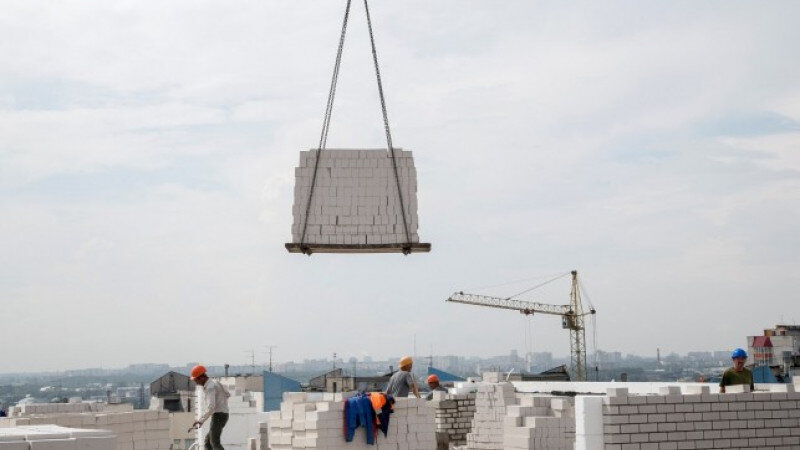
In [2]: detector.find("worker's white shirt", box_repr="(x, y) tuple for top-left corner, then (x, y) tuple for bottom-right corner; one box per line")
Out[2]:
(201, 379), (230, 420)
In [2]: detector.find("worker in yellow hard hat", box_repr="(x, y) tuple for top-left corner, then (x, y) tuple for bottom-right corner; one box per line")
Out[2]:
(385, 356), (420, 398)
(190, 365), (231, 450)
(425, 374), (447, 400)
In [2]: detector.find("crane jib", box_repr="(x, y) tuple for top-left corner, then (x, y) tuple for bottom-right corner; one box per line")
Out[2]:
(447, 292), (570, 316)
(445, 270), (594, 381)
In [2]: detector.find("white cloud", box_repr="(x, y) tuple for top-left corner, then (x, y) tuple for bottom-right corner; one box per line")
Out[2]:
(1, 0), (799, 371)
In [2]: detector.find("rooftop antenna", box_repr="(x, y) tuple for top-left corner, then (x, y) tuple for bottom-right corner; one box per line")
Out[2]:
(246, 349), (256, 375)
(264, 346), (276, 372)
(413, 334), (417, 375)
(332, 353), (337, 371)
(139, 383), (145, 409)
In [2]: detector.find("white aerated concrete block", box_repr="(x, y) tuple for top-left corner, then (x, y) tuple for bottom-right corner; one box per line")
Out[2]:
(769, 383), (795, 392)
(725, 384), (751, 393)
(74, 437), (116, 450)
(575, 396), (604, 450)
(27, 440), (78, 450)
(606, 388), (628, 397)
(0, 442), (29, 450)
(658, 386), (681, 395)
(681, 385), (710, 395)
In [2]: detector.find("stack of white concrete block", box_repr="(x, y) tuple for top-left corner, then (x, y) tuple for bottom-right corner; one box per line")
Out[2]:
(9, 404), (131, 418)
(463, 383), (517, 449)
(502, 397), (575, 450)
(219, 387), (270, 450)
(0, 425), (117, 450)
(0, 411), (170, 450)
(481, 373), (522, 384)
(428, 392), (476, 446)
(450, 380), (487, 396)
(459, 383), (577, 450)
(291, 149), (420, 245)
(266, 392), (435, 450)
(592, 382), (800, 450)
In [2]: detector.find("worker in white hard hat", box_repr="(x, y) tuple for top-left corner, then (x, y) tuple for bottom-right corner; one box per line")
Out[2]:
(385, 356), (420, 398)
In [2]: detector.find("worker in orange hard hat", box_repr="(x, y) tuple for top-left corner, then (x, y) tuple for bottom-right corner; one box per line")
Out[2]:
(190, 365), (231, 450)
(425, 374), (447, 400)
(385, 356), (420, 398)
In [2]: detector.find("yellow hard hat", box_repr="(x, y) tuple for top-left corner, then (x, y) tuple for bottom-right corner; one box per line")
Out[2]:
(399, 356), (413, 368)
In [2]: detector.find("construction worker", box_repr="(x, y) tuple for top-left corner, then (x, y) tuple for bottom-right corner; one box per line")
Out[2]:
(719, 348), (755, 393)
(190, 365), (230, 450)
(385, 356), (420, 398)
(425, 374), (447, 400)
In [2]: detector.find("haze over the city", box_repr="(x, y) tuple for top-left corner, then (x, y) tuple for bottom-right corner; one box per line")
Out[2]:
(2, 1), (799, 372)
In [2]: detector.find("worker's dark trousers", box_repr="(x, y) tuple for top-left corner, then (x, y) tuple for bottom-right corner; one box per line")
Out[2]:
(204, 412), (229, 450)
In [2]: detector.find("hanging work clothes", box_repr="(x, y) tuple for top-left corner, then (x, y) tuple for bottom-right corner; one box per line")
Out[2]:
(369, 392), (394, 437)
(343, 394), (376, 444)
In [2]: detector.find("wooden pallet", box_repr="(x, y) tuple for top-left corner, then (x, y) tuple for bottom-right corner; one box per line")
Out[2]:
(285, 243), (431, 254)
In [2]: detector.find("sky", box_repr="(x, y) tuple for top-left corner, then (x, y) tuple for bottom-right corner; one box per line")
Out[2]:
(1, 1), (799, 373)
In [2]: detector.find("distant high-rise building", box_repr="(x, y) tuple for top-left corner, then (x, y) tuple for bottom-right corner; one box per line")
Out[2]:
(596, 351), (622, 364)
(713, 351), (729, 360)
(687, 351), (713, 360)
(532, 352), (552, 366)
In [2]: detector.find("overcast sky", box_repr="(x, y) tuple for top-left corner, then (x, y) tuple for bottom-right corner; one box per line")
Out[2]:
(1, 1), (799, 373)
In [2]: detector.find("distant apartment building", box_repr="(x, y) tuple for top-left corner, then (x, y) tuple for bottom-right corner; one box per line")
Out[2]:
(748, 324), (800, 368)
(126, 363), (171, 374)
(687, 351), (712, 360)
(712, 351), (730, 360)
(532, 352), (553, 366)
(596, 351), (622, 364)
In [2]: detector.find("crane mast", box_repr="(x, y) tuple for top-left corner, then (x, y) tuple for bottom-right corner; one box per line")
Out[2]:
(446, 270), (595, 381)
(568, 272), (586, 382)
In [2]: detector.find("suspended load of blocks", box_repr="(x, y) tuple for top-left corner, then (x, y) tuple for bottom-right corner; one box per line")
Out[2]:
(285, 0), (430, 255)
(286, 149), (429, 254)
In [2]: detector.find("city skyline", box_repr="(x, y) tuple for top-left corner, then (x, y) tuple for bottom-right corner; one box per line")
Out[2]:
(0, 346), (750, 376)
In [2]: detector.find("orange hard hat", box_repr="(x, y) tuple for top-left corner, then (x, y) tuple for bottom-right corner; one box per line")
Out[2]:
(426, 374), (439, 384)
(190, 365), (207, 380)
(398, 356), (413, 368)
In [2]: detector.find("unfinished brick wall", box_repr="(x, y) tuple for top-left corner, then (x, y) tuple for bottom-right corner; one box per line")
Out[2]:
(0, 425), (117, 450)
(8, 404), (133, 417)
(429, 392), (475, 446)
(459, 383), (575, 450)
(1, 411), (170, 450)
(502, 397), (575, 450)
(291, 149), (420, 245)
(266, 392), (435, 450)
(592, 384), (800, 449)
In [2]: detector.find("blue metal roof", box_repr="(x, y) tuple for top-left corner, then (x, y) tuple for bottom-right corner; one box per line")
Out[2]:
(427, 366), (465, 382)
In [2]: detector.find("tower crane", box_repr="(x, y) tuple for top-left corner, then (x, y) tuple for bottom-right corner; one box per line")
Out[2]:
(446, 270), (596, 381)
